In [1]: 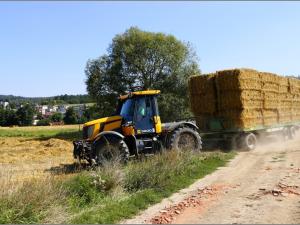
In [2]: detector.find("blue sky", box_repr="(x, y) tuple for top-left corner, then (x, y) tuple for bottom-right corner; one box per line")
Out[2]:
(1, 1), (300, 97)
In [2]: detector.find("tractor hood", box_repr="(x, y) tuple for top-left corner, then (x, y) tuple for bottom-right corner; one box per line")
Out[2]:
(83, 115), (123, 140)
(83, 115), (122, 127)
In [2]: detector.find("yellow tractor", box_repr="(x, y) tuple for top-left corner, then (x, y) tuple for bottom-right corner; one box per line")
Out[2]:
(73, 90), (202, 165)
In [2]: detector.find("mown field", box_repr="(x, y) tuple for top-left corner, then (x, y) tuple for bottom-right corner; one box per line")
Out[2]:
(0, 125), (236, 224)
(0, 125), (81, 140)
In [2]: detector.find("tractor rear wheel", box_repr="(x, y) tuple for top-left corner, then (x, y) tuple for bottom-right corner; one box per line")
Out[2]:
(92, 138), (129, 166)
(169, 127), (202, 151)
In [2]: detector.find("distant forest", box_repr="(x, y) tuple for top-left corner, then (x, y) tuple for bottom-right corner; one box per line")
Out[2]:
(0, 94), (93, 105)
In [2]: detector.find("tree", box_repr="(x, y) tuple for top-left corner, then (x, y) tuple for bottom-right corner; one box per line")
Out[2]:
(3, 109), (18, 126)
(85, 27), (200, 121)
(83, 105), (101, 121)
(16, 104), (34, 126)
(50, 112), (63, 122)
(36, 112), (43, 120)
(0, 108), (5, 126)
(63, 107), (78, 124)
(37, 118), (50, 126)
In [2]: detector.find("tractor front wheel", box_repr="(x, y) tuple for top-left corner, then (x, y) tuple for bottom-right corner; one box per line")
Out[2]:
(92, 138), (129, 166)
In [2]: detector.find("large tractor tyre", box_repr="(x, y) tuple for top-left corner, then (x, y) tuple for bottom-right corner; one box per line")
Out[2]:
(288, 126), (296, 140)
(92, 138), (130, 166)
(169, 127), (202, 151)
(239, 133), (257, 151)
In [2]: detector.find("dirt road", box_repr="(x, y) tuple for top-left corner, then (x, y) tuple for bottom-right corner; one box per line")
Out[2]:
(124, 135), (300, 224)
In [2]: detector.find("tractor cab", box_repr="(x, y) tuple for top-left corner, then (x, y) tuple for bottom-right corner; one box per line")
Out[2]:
(117, 90), (162, 137)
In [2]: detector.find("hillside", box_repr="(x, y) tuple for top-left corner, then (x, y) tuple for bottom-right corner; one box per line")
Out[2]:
(0, 94), (93, 105)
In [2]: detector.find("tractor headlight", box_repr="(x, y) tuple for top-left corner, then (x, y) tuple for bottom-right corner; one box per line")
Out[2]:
(83, 125), (95, 139)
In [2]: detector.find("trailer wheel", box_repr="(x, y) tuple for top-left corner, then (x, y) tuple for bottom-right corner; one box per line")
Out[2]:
(288, 126), (296, 140)
(282, 128), (289, 141)
(240, 133), (257, 151)
(169, 127), (202, 151)
(223, 134), (239, 152)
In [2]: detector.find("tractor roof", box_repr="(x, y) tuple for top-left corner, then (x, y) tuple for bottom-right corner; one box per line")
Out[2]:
(119, 90), (160, 100)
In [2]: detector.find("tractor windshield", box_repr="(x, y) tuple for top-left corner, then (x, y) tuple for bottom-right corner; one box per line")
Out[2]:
(119, 98), (135, 122)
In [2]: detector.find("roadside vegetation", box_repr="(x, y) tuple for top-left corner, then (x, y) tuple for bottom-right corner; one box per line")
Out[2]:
(0, 150), (235, 224)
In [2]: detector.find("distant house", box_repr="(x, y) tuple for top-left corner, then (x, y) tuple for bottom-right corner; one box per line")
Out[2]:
(0, 101), (9, 109)
(57, 105), (67, 114)
(37, 105), (49, 115)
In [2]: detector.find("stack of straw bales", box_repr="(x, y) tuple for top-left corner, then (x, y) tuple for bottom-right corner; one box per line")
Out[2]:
(188, 69), (300, 130)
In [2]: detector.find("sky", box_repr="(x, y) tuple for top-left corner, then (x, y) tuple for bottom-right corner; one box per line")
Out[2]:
(0, 1), (300, 97)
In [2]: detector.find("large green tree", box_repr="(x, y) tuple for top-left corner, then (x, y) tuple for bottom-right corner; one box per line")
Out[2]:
(16, 104), (35, 126)
(63, 107), (78, 124)
(85, 27), (200, 121)
(50, 112), (63, 122)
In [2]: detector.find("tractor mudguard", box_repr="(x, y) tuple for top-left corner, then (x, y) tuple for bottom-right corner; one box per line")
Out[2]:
(93, 130), (125, 144)
(162, 121), (199, 133)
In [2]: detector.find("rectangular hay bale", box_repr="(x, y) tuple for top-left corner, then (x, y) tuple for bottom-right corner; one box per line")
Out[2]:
(188, 68), (300, 130)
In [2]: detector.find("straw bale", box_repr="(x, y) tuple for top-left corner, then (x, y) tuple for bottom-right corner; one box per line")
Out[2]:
(289, 78), (300, 94)
(217, 79), (262, 91)
(189, 68), (300, 130)
(189, 74), (215, 95)
(263, 117), (278, 126)
(277, 76), (289, 86)
(262, 109), (278, 118)
(262, 82), (279, 92)
(260, 72), (280, 83)
(264, 91), (279, 100)
(278, 85), (289, 93)
(279, 116), (292, 123)
(262, 109), (279, 126)
(278, 108), (292, 123)
(216, 69), (261, 91)
(264, 100), (279, 109)
(218, 109), (262, 119)
(219, 98), (263, 110)
(190, 93), (216, 114)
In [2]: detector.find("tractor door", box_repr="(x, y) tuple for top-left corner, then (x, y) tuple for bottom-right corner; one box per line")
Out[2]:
(134, 96), (155, 134)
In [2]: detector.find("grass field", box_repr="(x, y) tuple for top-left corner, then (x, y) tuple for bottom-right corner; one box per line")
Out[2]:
(0, 125), (82, 140)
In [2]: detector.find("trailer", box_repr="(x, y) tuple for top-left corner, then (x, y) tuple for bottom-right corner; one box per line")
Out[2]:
(188, 69), (300, 151)
(196, 116), (300, 151)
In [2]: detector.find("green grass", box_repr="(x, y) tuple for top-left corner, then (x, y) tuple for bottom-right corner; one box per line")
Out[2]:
(0, 125), (81, 140)
(71, 152), (234, 224)
(0, 150), (236, 224)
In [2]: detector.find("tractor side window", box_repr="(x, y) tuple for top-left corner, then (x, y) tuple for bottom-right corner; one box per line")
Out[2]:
(146, 98), (153, 117)
(135, 97), (153, 122)
(120, 99), (135, 122)
(151, 96), (159, 116)
(136, 98), (146, 121)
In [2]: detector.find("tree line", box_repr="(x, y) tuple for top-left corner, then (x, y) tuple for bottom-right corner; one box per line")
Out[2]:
(0, 104), (101, 127)
(0, 94), (92, 106)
